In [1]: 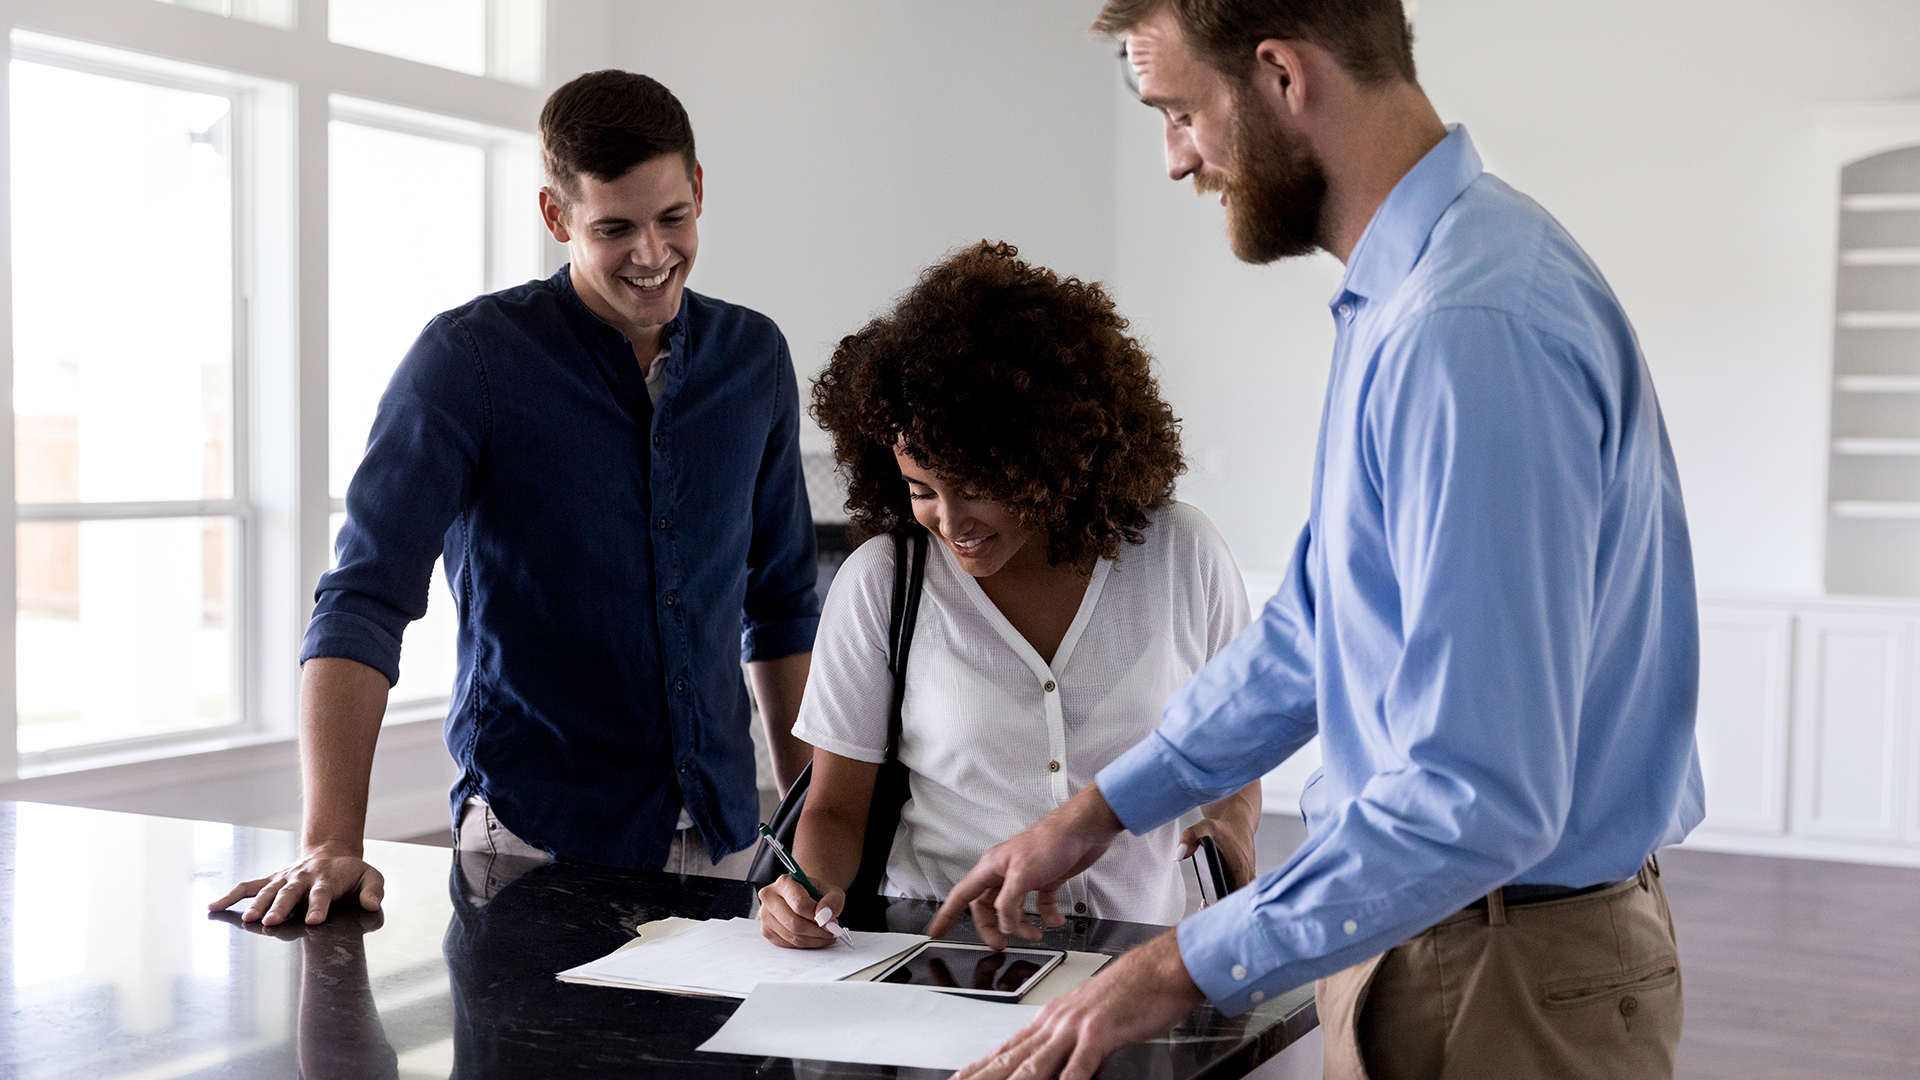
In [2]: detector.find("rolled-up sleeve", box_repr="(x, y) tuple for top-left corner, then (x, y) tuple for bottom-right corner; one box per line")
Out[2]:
(300, 316), (487, 685)
(739, 330), (821, 662)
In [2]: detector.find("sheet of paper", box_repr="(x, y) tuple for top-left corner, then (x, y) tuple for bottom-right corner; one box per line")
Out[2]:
(698, 980), (1041, 1069)
(556, 917), (926, 998)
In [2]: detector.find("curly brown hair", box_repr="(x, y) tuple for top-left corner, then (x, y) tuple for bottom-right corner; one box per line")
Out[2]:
(811, 241), (1185, 568)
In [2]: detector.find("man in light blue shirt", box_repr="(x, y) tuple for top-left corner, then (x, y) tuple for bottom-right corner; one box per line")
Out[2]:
(934, 3), (1703, 1078)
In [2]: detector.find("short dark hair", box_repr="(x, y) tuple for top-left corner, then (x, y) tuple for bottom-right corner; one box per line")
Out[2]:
(1093, 0), (1416, 88)
(539, 70), (696, 204)
(812, 241), (1185, 568)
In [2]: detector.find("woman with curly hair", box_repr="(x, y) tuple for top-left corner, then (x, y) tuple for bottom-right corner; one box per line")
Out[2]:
(759, 242), (1260, 947)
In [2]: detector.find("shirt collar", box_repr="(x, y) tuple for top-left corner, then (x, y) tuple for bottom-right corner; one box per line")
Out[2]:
(1336, 124), (1483, 306)
(553, 264), (689, 346)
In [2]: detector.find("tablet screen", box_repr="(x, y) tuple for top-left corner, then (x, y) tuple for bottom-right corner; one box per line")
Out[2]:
(877, 943), (1063, 998)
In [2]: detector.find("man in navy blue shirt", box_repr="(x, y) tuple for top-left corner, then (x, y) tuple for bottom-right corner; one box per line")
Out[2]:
(217, 71), (821, 925)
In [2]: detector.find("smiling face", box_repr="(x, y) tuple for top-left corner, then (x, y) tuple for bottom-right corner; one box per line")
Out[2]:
(893, 448), (1040, 580)
(540, 152), (701, 344)
(1127, 9), (1328, 262)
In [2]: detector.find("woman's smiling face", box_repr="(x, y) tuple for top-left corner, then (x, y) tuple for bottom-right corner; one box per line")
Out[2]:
(893, 448), (1038, 579)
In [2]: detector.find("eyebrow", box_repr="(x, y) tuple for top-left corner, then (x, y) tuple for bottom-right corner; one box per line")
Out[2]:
(589, 200), (695, 227)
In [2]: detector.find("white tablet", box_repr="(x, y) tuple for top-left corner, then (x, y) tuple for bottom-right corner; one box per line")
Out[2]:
(872, 941), (1066, 1002)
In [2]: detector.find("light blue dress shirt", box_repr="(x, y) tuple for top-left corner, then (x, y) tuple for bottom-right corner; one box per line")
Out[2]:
(1095, 126), (1705, 1015)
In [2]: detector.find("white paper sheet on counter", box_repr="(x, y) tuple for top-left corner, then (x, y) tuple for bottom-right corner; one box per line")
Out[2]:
(698, 980), (1040, 1069)
(556, 916), (926, 998)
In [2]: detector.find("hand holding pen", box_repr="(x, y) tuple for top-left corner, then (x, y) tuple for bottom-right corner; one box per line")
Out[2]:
(755, 824), (855, 950)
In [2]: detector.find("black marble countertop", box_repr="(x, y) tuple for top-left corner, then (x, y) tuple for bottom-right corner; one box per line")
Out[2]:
(0, 801), (1316, 1078)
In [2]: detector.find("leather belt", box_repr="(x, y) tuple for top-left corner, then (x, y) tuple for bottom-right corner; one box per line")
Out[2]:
(1461, 878), (1618, 914)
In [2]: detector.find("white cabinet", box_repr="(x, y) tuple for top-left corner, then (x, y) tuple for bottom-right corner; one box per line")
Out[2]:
(1695, 609), (1793, 835)
(1790, 613), (1912, 842)
(1691, 597), (1920, 864)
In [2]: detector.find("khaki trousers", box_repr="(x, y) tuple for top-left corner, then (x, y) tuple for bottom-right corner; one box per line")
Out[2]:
(1317, 859), (1682, 1080)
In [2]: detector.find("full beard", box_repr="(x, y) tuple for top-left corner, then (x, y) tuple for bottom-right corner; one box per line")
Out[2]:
(1196, 91), (1329, 264)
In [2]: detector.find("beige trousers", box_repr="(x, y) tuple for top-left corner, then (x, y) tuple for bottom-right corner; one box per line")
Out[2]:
(1317, 859), (1683, 1080)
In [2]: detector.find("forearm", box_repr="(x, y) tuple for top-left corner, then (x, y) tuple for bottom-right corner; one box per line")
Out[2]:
(792, 784), (870, 893)
(747, 652), (813, 794)
(1202, 781), (1262, 834)
(298, 657), (391, 857)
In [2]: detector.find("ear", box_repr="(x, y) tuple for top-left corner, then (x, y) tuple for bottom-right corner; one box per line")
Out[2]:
(538, 188), (571, 243)
(691, 161), (705, 219)
(1251, 38), (1309, 116)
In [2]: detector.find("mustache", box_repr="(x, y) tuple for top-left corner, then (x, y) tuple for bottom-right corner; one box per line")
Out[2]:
(1191, 169), (1228, 196)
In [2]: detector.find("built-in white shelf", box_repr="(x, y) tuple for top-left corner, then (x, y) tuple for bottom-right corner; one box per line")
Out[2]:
(1838, 375), (1920, 392)
(1832, 500), (1920, 520)
(1838, 311), (1920, 329)
(1842, 192), (1920, 212)
(1841, 247), (1920, 266)
(1834, 437), (1920, 456)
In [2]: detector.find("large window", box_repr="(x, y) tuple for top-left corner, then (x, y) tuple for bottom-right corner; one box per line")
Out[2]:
(3, 4), (549, 769)
(11, 57), (244, 753)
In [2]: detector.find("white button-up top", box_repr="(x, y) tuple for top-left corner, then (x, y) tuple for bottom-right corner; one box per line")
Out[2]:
(793, 502), (1249, 925)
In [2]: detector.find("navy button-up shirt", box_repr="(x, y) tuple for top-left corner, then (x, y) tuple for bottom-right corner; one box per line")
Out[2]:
(301, 268), (820, 868)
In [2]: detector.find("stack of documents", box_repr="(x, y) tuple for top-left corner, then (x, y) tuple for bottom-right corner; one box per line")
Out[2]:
(557, 916), (927, 998)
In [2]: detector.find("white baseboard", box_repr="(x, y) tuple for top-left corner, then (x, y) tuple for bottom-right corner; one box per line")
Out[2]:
(1678, 828), (1920, 869)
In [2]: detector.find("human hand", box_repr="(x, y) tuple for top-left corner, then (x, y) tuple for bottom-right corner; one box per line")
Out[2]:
(952, 930), (1204, 1080)
(1178, 817), (1255, 893)
(758, 874), (848, 949)
(927, 787), (1122, 950)
(209, 846), (385, 927)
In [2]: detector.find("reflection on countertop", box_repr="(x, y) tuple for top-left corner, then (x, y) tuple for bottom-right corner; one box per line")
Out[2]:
(0, 801), (1315, 1079)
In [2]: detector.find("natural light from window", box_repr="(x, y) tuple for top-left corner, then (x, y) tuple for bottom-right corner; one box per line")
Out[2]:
(10, 60), (239, 753)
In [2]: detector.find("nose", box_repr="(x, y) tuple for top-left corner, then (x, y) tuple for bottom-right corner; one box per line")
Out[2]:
(1164, 115), (1200, 182)
(629, 226), (669, 269)
(930, 493), (974, 539)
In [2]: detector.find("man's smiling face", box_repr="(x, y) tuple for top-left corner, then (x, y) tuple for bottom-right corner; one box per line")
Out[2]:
(543, 152), (702, 342)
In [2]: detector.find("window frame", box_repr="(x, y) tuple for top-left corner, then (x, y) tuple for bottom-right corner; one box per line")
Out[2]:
(0, 0), (552, 779)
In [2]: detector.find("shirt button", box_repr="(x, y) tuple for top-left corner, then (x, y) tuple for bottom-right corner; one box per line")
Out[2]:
(663, 593), (677, 607)
(1337, 302), (1353, 320)
(1043, 680), (1056, 693)
(652, 434), (663, 447)
(678, 763), (689, 774)
(675, 678), (687, 692)
(1343, 919), (1358, 935)
(1074, 902), (1086, 914)
(1047, 760), (1060, 773)
(1249, 990), (1266, 1005)
(1231, 964), (1247, 981)
(658, 516), (671, 530)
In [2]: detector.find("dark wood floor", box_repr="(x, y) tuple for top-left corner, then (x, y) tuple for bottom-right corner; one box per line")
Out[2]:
(1252, 815), (1920, 1080)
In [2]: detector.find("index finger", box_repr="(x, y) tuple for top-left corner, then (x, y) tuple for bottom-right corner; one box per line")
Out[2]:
(929, 860), (1006, 938)
(209, 876), (271, 912)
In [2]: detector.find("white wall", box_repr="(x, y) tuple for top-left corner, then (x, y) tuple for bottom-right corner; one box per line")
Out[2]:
(1113, 0), (1920, 593)
(562, 1), (1120, 454)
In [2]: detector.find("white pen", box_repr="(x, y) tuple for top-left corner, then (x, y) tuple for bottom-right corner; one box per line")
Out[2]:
(813, 905), (855, 949)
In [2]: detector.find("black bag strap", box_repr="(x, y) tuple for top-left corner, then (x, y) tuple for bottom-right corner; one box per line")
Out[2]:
(885, 528), (929, 759)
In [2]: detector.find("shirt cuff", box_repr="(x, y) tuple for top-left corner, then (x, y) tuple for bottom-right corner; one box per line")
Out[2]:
(741, 614), (819, 663)
(1095, 734), (1200, 836)
(1176, 884), (1293, 1016)
(300, 611), (403, 686)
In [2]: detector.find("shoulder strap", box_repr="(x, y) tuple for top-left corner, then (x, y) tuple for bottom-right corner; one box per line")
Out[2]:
(884, 529), (929, 759)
